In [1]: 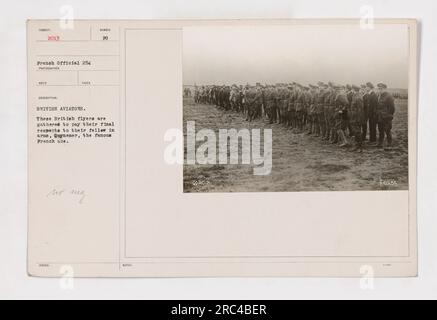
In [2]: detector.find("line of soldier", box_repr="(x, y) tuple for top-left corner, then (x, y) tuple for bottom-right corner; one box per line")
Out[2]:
(193, 81), (396, 152)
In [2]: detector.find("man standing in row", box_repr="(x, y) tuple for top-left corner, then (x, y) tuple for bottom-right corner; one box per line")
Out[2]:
(349, 85), (366, 152)
(376, 83), (395, 149)
(366, 82), (379, 144)
(245, 83), (263, 122)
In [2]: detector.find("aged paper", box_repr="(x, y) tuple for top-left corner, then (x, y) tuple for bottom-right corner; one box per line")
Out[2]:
(27, 19), (417, 277)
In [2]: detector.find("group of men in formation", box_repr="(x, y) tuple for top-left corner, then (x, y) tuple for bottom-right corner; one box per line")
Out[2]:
(192, 81), (397, 152)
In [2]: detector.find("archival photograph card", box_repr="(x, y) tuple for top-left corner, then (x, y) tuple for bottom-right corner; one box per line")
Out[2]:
(27, 19), (418, 277)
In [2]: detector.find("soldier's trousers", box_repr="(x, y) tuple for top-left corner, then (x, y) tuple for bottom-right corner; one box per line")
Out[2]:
(317, 112), (325, 136)
(246, 104), (253, 120)
(377, 117), (393, 147)
(225, 100), (231, 110)
(267, 104), (277, 123)
(230, 101), (236, 111)
(279, 101), (287, 124)
(288, 109), (296, 128)
(312, 114), (320, 135)
(309, 113), (317, 134)
(303, 110), (309, 131)
(350, 121), (364, 148)
(272, 105), (278, 122)
(361, 120), (368, 141)
(368, 114), (377, 142)
(324, 110), (332, 139)
(296, 110), (303, 130)
(332, 114), (343, 142)
(252, 104), (260, 120)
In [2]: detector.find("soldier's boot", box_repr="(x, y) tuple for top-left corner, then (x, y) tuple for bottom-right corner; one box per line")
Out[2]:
(328, 129), (334, 142)
(377, 136), (384, 148)
(351, 143), (360, 152)
(338, 130), (349, 147)
(352, 136), (363, 152)
(356, 140), (364, 153)
(384, 132), (393, 150)
(387, 132), (392, 146)
(324, 128), (330, 141)
(333, 130), (339, 143)
(269, 108), (275, 124)
(322, 124), (328, 139)
(314, 121), (320, 137)
(331, 130), (338, 144)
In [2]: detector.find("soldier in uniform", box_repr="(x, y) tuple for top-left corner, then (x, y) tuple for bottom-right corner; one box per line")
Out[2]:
(255, 83), (264, 119)
(349, 85), (366, 152)
(366, 82), (378, 144)
(335, 85), (350, 147)
(329, 84), (341, 144)
(269, 85), (279, 124)
(316, 82), (327, 138)
(237, 85), (244, 113)
(212, 85), (219, 106)
(245, 83), (263, 122)
(294, 84), (305, 132)
(376, 83), (395, 149)
(229, 85), (239, 111)
(323, 82), (335, 142)
(262, 85), (272, 123)
(225, 86), (231, 110)
(194, 86), (199, 103)
(361, 84), (369, 142)
(276, 84), (288, 125)
(346, 84), (354, 137)
(301, 86), (311, 133)
(242, 84), (250, 117)
(302, 86), (312, 133)
(307, 84), (318, 135)
(287, 83), (297, 129)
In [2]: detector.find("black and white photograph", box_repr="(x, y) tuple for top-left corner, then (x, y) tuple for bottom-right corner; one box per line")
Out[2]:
(183, 24), (410, 193)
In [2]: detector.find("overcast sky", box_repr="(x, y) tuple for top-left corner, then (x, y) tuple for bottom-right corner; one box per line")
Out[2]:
(183, 24), (409, 88)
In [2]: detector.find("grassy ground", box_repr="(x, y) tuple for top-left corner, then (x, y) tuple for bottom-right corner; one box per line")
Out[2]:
(183, 98), (409, 192)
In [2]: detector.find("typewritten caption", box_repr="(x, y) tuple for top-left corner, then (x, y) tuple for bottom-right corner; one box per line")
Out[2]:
(35, 115), (115, 144)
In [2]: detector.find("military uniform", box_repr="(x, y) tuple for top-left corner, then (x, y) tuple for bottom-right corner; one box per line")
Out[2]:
(308, 85), (318, 135)
(316, 85), (327, 137)
(277, 85), (289, 124)
(245, 86), (263, 122)
(362, 89), (369, 141)
(349, 86), (366, 151)
(376, 84), (395, 148)
(334, 88), (350, 146)
(324, 86), (336, 141)
(366, 84), (378, 143)
(263, 86), (277, 123)
(303, 87), (313, 133)
(294, 86), (305, 131)
(288, 86), (297, 128)
(237, 86), (244, 113)
(229, 86), (238, 111)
